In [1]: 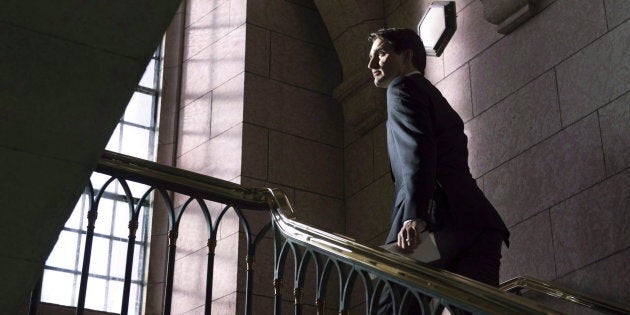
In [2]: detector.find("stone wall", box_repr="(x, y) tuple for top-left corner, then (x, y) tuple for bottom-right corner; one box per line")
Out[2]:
(238, 0), (344, 312)
(335, 0), (629, 311)
(153, 0), (628, 313)
(153, 0), (345, 313)
(152, 0), (248, 313)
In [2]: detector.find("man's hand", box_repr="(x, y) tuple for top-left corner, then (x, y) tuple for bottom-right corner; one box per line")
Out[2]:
(397, 219), (427, 250)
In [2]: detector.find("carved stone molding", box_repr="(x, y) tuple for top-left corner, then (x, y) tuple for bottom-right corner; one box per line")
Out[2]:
(333, 70), (371, 103)
(333, 71), (386, 135)
(481, 0), (549, 34)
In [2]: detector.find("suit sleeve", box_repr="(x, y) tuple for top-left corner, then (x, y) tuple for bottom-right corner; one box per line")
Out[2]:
(387, 77), (437, 226)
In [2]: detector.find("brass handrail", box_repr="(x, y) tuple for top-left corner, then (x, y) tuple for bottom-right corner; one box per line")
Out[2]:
(500, 276), (630, 315)
(267, 188), (559, 314)
(97, 151), (559, 314)
(98, 151), (270, 210)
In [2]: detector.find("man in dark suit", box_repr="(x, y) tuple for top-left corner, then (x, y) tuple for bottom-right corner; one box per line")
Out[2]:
(368, 28), (510, 292)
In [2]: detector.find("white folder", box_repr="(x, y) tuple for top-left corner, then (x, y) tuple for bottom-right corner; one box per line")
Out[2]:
(380, 231), (441, 263)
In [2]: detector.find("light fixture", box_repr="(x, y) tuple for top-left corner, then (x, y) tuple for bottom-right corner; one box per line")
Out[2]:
(417, 1), (457, 57)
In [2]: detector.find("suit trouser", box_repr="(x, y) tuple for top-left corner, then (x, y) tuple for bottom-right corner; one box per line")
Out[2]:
(377, 229), (504, 314)
(433, 228), (503, 286)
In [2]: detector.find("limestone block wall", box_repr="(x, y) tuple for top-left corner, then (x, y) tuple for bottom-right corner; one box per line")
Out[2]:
(175, 0), (248, 310)
(151, 0), (248, 313)
(238, 0), (345, 312)
(309, 1), (393, 252)
(152, 0), (628, 313)
(337, 0), (629, 310)
(153, 0), (345, 314)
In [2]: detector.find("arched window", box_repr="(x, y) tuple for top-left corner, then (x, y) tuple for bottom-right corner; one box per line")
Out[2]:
(40, 44), (163, 315)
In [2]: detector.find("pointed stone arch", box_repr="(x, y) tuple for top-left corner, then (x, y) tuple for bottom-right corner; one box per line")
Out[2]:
(314, 0), (387, 134)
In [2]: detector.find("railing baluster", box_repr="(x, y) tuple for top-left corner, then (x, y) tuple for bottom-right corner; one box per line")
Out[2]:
(340, 268), (354, 314)
(295, 250), (311, 315)
(205, 238), (216, 315)
(76, 178), (115, 315)
(118, 180), (147, 315)
(163, 230), (178, 315)
(293, 287), (303, 315)
(368, 280), (385, 315)
(245, 253), (255, 315)
(315, 298), (325, 315)
(121, 218), (138, 315)
(273, 278), (283, 314)
(76, 204), (98, 315)
(336, 263), (345, 315)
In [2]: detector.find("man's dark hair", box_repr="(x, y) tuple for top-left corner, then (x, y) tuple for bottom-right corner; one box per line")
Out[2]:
(369, 28), (426, 74)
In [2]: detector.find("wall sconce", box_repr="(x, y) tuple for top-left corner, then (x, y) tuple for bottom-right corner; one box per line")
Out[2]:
(418, 1), (457, 57)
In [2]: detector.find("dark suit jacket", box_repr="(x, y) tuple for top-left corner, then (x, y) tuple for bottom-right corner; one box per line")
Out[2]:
(384, 74), (509, 248)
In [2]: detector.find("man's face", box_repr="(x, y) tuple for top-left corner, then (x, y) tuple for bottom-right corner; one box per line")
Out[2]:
(368, 38), (407, 88)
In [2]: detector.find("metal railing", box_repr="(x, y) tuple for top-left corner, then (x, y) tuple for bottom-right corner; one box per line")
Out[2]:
(30, 151), (628, 314)
(500, 276), (629, 315)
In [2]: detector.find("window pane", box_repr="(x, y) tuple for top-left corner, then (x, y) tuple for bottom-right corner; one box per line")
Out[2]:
(113, 200), (132, 239)
(132, 243), (144, 281)
(107, 280), (124, 313)
(108, 181), (121, 196)
(94, 198), (114, 235)
(85, 277), (107, 311)
(92, 174), (119, 198)
(106, 125), (122, 152)
(137, 207), (150, 241)
(77, 234), (85, 268)
(110, 239), (128, 279)
(41, 270), (75, 305)
(89, 236), (110, 276)
(138, 59), (156, 88)
(124, 92), (153, 127)
(114, 180), (129, 199)
(129, 283), (142, 315)
(90, 173), (113, 195)
(120, 126), (152, 159)
(66, 193), (88, 229)
(46, 230), (79, 270)
(128, 182), (152, 203)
